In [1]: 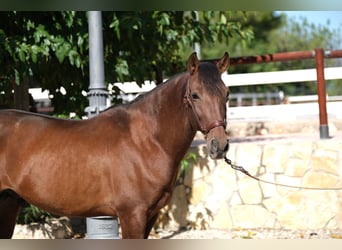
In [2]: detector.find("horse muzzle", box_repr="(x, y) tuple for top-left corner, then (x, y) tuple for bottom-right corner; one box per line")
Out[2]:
(204, 120), (229, 159)
(208, 137), (229, 159)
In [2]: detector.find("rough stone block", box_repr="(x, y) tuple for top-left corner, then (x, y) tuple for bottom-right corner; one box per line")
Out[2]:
(315, 140), (342, 151)
(262, 144), (289, 174)
(258, 173), (278, 198)
(230, 205), (276, 228)
(235, 143), (262, 176)
(275, 175), (302, 195)
(277, 209), (307, 229)
(337, 198), (342, 227)
(312, 149), (339, 175)
(238, 177), (262, 204)
(285, 158), (311, 177)
(289, 141), (313, 161)
(187, 203), (214, 230)
(190, 180), (212, 205)
(211, 161), (237, 194)
(275, 191), (307, 229)
(303, 171), (339, 189)
(303, 190), (339, 229)
(229, 191), (242, 205)
(263, 196), (282, 213)
(192, 163), (209, 182)
(211, 203), (233, 229)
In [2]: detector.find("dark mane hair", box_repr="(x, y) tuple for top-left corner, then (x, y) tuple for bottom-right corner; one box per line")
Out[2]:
(103, 72), (187, 113)
(127, 72), (187, 104)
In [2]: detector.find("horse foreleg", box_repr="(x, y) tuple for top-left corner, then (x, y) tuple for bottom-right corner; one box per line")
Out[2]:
(119, 208), (148, 239)
(0, 196), (22, 238)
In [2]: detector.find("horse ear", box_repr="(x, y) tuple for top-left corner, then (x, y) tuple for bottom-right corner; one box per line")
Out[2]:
(187, 52), (199, 75)
(216, 52), (230, 74)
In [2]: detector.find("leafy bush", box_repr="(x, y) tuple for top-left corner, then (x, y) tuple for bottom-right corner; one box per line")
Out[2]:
(17, 204), (52, 225)
(178, 152), (198, 180)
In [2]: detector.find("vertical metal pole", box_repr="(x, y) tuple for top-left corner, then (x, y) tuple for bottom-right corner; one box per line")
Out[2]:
(194, 11), (201, 59)
(314, 48), (330, 139)
(85, 11), (108, 117)
(85, 11), (119, 239)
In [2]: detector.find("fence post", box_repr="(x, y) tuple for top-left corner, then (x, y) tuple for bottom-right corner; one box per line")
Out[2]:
(314, 48), (330, 139)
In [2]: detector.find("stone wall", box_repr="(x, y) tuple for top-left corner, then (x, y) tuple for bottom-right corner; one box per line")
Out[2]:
(157, 134), (342, 231)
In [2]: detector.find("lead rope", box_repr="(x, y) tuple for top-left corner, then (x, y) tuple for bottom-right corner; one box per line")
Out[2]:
(224, 157), (342, 190)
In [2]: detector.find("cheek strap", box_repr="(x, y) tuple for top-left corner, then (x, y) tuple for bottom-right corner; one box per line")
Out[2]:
(184, 82), (226, 135)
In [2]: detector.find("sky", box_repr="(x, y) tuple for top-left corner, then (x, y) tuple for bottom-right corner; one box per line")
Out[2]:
(278, 11), (342, 31)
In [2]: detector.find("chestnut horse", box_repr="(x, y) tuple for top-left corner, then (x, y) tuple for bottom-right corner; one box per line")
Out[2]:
(0, 52), (230, 239)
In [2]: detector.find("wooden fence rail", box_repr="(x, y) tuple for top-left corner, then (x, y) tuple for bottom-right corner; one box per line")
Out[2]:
(220, 48), (342, 139)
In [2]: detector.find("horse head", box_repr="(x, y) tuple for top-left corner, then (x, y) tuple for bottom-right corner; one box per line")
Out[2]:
(185, 52), (230, 159)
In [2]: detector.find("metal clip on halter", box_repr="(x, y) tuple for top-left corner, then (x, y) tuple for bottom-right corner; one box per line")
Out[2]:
(224, 157), (250, 176)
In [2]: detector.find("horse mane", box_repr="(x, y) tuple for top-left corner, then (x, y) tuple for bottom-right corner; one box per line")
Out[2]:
(103, 60), (222, 113)
(103, 72), (188, 112)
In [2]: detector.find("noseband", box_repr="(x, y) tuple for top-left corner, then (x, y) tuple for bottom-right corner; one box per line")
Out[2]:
(184, 82), (226, 135)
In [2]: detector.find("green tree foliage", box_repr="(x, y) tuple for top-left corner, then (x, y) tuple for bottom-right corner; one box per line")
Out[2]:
(269, 15), (342, 96)
(213, 12), (342, 96)
(0, 11), (253, 116)
(0, 11), (88, 114)
(16, 204), (52, 225)
(3, 11), (338, 114)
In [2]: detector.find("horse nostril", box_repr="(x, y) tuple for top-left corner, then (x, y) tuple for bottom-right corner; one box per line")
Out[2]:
(209, 139), (229, 159)
(210, 139), (219, 153)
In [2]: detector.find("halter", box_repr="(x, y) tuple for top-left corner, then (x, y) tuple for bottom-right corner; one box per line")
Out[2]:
(184, 81), (226, 135)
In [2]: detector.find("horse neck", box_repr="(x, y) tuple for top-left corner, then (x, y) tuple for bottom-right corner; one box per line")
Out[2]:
(132, 73), (196, 161)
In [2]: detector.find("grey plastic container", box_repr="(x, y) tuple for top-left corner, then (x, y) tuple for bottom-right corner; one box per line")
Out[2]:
(86, 216), (120, 239)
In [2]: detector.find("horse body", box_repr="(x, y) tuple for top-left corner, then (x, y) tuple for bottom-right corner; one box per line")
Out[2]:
(0, 52), (230, 238)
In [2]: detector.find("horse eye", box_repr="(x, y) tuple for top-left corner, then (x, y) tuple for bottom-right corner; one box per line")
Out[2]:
(191, 93), (200, 100)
